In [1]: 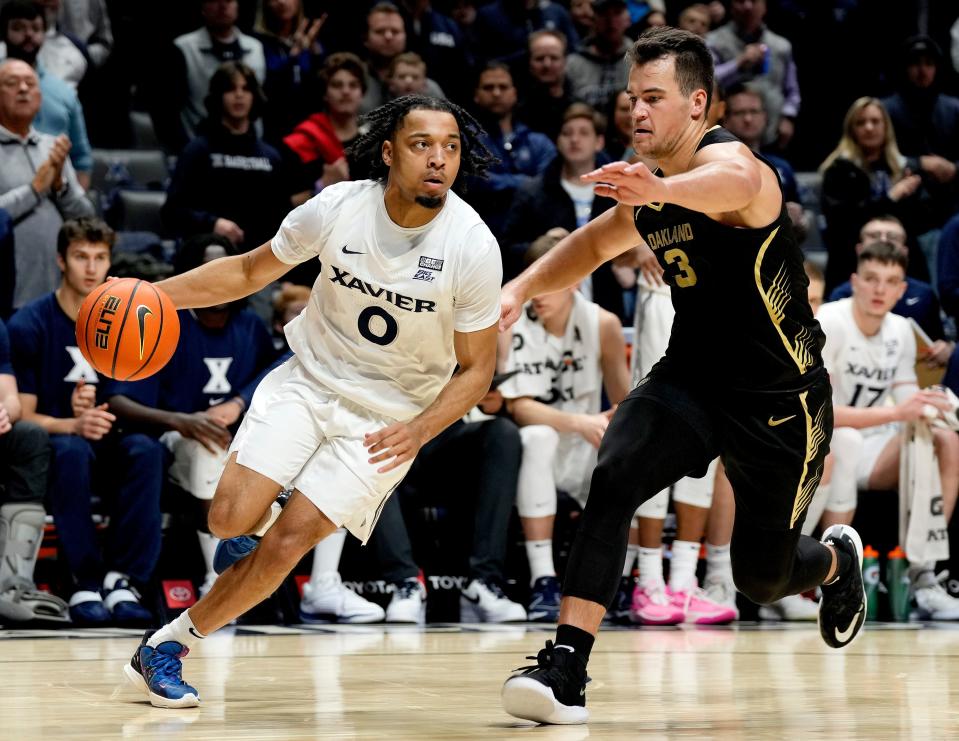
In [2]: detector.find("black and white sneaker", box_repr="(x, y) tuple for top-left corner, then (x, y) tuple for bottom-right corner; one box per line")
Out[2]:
(502, 640), (590, 724)
(818, 524), (866, 649)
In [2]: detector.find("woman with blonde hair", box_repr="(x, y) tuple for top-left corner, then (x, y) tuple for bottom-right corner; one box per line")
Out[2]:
(819, 96), (926, 290)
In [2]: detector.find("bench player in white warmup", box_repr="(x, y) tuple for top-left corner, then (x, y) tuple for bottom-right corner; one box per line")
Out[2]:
(122, 95), (503, 708)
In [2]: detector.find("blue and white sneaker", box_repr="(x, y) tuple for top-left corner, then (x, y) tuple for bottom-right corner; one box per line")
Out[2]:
(528, 576), (562, 622)
(124, 630), (200, 708)
(213, 535), (260, 575)
(68, 590), (111, 625)
(104, 572), (152, 625)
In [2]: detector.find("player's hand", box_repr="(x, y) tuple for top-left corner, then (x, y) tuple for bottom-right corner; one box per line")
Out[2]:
(213, 218), (245, 245)
(0, 403), (10, 436)
(173, 411), (232, 453)
(73, 403), (115, 440)
(575, 412), (610, 448)
(70, 379), (96, 417)
(581, 161), (668, 207)
(499, 282), (526, 332)
(888, 171), (922, 201)
(206, 399), (244, 427)
(896, 390), (952, 422)
(365, 421), (424, 473)
(922, 340), (954, 368)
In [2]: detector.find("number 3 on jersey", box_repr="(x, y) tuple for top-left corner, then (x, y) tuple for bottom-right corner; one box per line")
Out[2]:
(664, 248), (698, 288)
(358, 306), (398, 346)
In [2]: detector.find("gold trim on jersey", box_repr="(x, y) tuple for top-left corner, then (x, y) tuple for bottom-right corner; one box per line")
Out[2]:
(754, 226), (816, 374)
(790, 390), (828, 529)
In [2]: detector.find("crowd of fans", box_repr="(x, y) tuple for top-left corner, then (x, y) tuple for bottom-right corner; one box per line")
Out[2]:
(3, 0), (959, 627)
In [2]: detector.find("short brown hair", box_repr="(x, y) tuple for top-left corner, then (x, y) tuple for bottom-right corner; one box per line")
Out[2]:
(803, 260), (824, 284)
(562, 102), (606, 136)
(528, 29), (567, 53)
(388, 52), (426, 78)
(318, 52), (368, 97)
(57, 217), (115, 257)
(273, 284), (311, 324)
(628, 26), (714, 110)
(858, 241), (908, 273)
(525, 228), (570, 267)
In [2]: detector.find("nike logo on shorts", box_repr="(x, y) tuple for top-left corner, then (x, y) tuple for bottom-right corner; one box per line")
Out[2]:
(136, 304), (153, 359)
(342, 245), (365, 255)
(834, 601), (864, 644)
(767, 414), (796, 427)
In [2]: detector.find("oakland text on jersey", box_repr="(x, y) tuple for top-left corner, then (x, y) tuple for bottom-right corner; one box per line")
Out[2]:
(644, 222), (694, 251)
(328, 263), (437, 313)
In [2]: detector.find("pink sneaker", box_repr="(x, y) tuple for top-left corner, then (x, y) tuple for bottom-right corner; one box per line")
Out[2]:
(630, 581), (685, 625)
(670, 586), (738, 625)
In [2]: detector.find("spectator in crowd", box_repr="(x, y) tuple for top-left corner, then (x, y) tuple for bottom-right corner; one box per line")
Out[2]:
(882, 35), (959, 271)
(369, 380), (526, 624)
(55, 0), (112, 68)
(152, 0), (266, 154)
(473, 0), (579, 66)
(448, 0), (481, 59)
(8, 217), (164, 626)
(0, 209), (13, 319)
(468, 61), (555, 240)
(603, 89), (636, 162)
(938, 211), (959, 321)
(32, 0), (87, 89)
(678, 3), (711, 38)
(360, 3), (443, 114)
(107, 234), (276, 597)
(498, 234), (630, 621)
(0, 59), (93, 311)
(271, 283), (309, 353)
(569, 0), (594, 41)
(253, 0), (325, 144)
(503, 104), (626, 319)
(515, 29), (577, 141)
(1, 0), (92, 187)
(394, 0), (474, 103)
(162, 62), (296, 258)
(819, 96), (926, 293)
(0, 318), (63, 623)
(566, 0), (632, 109)
(814, 242), (959, 620)
(706, 0), (799, 151)
(830, 216), (951, 362)
(386, 52), (430, 99)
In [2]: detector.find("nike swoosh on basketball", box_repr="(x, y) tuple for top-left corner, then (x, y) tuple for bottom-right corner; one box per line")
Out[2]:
(767, 415), (796, 427)
(135, 304), (154, 359)
(834, 601), (864, 644)
(342, 245), (365, 255)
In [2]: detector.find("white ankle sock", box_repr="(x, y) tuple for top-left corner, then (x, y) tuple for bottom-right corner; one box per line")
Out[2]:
(148, 609), (205, 650)
(254, 501), (283, 537)
(310, 528), (346, 585)
(197, 530), (218, 578)
(668, 540), (701, 592)
(526, 540), (555, 585)
(638, 546), (663, 586)
(706, 542), (732, 583)
(623, 543), (639, 578)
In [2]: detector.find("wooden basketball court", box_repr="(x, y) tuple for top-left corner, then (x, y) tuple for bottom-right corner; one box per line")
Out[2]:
(2, 622), (957, 739)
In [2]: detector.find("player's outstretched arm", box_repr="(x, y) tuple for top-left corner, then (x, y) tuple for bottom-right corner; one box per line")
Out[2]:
(154, 241), (292, 310)
(501, 205), (640, 331)
(365, 324), (498, 473)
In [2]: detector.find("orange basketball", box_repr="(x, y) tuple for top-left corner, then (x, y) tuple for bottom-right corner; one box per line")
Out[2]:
(75, 278), (180, 381)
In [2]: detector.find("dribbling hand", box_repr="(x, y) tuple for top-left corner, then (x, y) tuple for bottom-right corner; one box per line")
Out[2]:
(581, 161), (668, 207)
(365, 421), (424, 474)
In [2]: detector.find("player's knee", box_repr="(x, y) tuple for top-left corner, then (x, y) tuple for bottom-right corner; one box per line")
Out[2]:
(732, 566), (788, 605)
(933, 427), (959, 463)
(519, 424), (559, 455)
(207, 500), (250, 540)
(260, 525), (321, 571)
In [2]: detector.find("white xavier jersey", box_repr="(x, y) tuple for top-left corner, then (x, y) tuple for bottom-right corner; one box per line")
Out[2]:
(500, 292), (602, 496)
(272, 180), (502, 420)
(817, 298), (917, 409)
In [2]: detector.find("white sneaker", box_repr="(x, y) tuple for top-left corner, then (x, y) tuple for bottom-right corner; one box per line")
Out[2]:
(299, 574), (385, 623)
(914, 572), (959, 620)
(703, 574), (739, 618)
(460, 579), (526, 623)
(758, 593), (819, 621)
(385, 578), (427, 624)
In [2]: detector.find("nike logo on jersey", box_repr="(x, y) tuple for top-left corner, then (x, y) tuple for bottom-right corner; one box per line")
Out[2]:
(905, 296), (920, 305)
(135, 305), (153, 359)
(767, 415), (796, 427)
(342, 245), (365, 255)
(834, 601), (865, 644)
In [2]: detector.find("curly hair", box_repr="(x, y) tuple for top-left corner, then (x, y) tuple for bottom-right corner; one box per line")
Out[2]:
(346, 95), (496, 192)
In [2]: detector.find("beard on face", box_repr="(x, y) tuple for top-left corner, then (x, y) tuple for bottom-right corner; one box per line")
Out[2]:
(415, 194), (444, 209)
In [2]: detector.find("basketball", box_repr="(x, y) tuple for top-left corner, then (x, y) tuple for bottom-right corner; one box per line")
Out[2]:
(75, 278), (179, 381)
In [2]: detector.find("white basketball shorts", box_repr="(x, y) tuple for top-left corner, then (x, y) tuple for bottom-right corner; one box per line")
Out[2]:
(855, 424), (900, 491)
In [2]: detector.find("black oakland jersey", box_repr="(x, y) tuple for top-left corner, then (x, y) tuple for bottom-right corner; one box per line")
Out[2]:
(633, 126), (825, 392)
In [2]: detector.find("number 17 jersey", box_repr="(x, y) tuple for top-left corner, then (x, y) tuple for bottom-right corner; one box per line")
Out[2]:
(271, 179), (502, 421)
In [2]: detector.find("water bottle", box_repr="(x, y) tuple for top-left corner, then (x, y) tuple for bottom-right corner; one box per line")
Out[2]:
(862, 545), (880, 621)
(886, 546), (911, 622)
